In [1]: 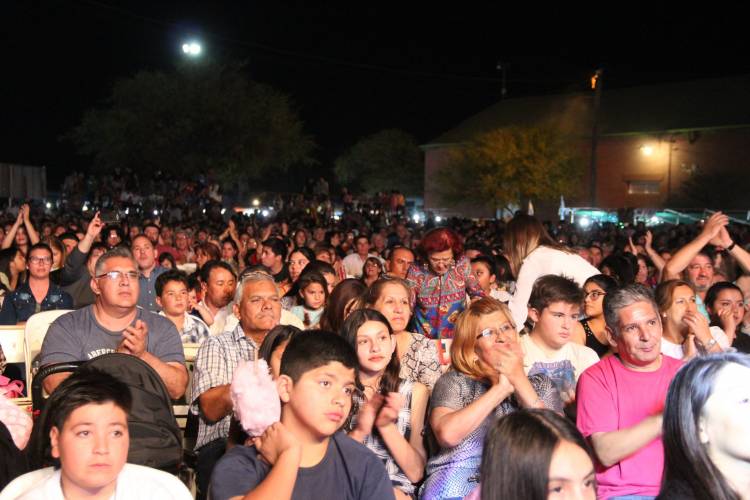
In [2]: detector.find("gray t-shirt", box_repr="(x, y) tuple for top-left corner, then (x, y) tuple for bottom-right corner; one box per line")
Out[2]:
(40, 305), (185, 365)
(211, 432), (395, 500)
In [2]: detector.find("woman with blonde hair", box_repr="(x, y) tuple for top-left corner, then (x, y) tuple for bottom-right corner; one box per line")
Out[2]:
(504, 214), (598, 331)
(420, 297), (562, 499)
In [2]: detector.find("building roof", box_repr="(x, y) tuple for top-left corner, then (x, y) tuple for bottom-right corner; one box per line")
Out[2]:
(426, 75), (750, 146)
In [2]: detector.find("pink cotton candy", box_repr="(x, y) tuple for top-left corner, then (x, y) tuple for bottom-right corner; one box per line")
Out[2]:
(0, 394), (32, 450)
(231, 359), (281, 437)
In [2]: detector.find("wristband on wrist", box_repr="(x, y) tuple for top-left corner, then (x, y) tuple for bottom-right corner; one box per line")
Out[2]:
(727, 241), (737, 251)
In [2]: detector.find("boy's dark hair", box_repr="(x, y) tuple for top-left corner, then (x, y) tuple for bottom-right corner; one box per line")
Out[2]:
(280, 330), (358, 383)
(58, 232), (79, 243)
(528, 274), (584, 312)
(200, 259), (237, 283)
(305, 260), (336, 277)
(258, 325), (303, 365)
(187, 273), (202, 293)
(471, 255), (497, 278)
(27, 242), (53, 259)
(262, 238), (288, 261)
(47, 368), (132, 431)
(155, 269), (189, 296)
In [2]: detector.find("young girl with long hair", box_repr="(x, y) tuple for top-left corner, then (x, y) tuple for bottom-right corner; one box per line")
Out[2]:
(342, 309), (428, 500)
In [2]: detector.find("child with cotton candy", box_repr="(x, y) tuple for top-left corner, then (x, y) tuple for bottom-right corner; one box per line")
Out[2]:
(229, 325), (303, 444)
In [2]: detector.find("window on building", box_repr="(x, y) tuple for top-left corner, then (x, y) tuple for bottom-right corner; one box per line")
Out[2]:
(627, 180), (660, 195)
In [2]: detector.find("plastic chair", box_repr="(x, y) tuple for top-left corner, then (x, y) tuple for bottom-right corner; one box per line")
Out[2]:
(23, 309), (72, 387)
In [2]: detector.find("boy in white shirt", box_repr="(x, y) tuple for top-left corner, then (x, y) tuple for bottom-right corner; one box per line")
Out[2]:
(521, 274), (599, 407)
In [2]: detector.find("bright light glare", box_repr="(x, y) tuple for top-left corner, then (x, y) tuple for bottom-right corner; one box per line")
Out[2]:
(435, 216), (442, 223)
(81, 205), (88, 212)
(182, 41), (202, 56)
(45, 202), (52, 209)
(640, 145), (654, 156)
(153, 210), (159, 216)
(579, 217), (591, 228)
(252, 199), (260, 207)
(261, 210), (269, 217)
(413, 214), (421, 223)
(221, 208), (226, 215)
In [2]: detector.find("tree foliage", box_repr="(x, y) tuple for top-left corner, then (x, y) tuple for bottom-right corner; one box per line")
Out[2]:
(334, 129), (423, 195)
(678, 167), (750, 209)
(67, 63), (316, 183)
(436, 125), (584, 211)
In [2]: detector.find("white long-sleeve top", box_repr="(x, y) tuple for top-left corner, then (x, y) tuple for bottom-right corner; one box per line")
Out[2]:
(509, 246), (600, 331)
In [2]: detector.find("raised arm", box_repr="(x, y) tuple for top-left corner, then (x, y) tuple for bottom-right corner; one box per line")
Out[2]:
(712, 226), (750, 275)
(662, 212), (727, 281)
(21, 204), (39, 245)
(1, 211), (23, 249)
(642, 231), (666, 276)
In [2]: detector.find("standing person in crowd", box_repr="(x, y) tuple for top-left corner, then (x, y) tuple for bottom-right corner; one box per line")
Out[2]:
(521, 275), (599, 410)
(655, 280), (729, 360)
(191, 271), (281, 499)
(360, 256), (383, 288)
(0, 243), (73, 325)
(343, 234), (379, 279)
(384, 246), (415, 280)
(573, 274), (619, 357)
(362, 278), (441, 391)
(657, 353), (750, 500)
(705, 281), (747, 350)
(197, 260), (237, 336)
(156, 270), (210, 344)
(343, 309), (428, 499)
(289, 271), (328, 329)
(0, 247), (26, 295)
(406, 227), (485, 340)
(131, 234), (168, 313)
(662, 212), (750, 310)
(473, 409), (597, 500)
(422, 298), (561, 499)
(504, 214), (599, 331)
(577, 284), (683, 500)
(1, 204), (39, 256)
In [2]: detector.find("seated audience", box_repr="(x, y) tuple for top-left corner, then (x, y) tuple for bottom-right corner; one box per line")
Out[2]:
(156, 270), (210, 344)
(573, 274), (619, 357)
(39, 246), (188, 399)
(577, 284), (683, 500)
(210, 332), (395, 500)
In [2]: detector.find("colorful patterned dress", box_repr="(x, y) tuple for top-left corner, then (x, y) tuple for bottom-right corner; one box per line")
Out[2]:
(405, 256), (484, 340)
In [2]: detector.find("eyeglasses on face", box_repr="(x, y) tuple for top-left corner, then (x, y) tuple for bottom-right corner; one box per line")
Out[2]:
(28, 256), (53, 265)
(476, 324), (514, 341)
(585, 290), (606, 300)
(95, 270), (140, 282)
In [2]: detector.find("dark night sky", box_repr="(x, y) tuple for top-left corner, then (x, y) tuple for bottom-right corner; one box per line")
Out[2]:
(2, 1), (749, 190)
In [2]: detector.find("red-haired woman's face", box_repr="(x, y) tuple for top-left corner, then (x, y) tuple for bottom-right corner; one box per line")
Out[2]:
(428, 249), (454, 276)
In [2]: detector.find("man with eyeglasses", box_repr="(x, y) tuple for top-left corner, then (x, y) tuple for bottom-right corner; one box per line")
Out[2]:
(0, 243), (73, 324)
(663, 211), (750, 317)
(40, 246), (188, 399)
(191, 271), (282, 499)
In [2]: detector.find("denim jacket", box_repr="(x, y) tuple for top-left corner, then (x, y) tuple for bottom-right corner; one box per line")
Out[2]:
(0, 281), (74, 325)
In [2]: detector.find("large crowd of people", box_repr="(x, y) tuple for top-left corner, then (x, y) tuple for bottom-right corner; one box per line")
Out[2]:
(1, 184), (749, 500)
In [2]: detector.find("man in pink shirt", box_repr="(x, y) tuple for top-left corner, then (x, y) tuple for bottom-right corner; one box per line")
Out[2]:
(577, 284), (682, 500)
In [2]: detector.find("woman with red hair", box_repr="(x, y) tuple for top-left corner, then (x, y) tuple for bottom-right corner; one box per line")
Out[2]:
(406, 227), (484, 339)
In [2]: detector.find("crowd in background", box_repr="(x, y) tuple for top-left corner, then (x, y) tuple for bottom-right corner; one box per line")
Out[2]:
(0, 176), (749, 500)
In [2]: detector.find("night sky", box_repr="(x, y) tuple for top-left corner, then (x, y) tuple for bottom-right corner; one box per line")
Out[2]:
(3, 1), (748, 191)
